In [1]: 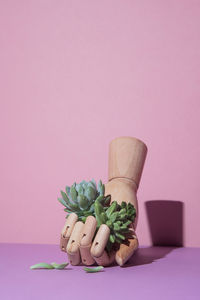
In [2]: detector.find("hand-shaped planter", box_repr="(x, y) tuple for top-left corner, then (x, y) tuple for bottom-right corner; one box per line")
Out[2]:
(58, 137), (147, 267)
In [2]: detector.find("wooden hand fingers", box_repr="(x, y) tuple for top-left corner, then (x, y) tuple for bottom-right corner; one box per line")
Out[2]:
(79, 216), (97, 265)
(60, 213), (78, 252)
(60, 214), (116, 266)
(90, 224), (115, 266)
(115, 228), (139, 266)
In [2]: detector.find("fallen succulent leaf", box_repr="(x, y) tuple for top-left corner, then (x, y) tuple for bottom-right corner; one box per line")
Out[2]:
(51, 262), (69, 269)
(30, 262), (69, 270)
(30, 263), (54, 270)
(83, 266), (104, 273)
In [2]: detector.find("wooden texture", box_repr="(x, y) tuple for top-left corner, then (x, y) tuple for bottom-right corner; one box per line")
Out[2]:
(115, 236), (139, 266)
(108, 136), (147, 188)
(90, 224), (110, 257)
(79, 244), (95, 265)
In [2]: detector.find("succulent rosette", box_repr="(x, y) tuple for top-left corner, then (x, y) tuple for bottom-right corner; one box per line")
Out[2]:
(58, 179), (111, 222)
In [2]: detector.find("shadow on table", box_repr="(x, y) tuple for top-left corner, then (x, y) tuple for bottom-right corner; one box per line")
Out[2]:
(123, 199), (184, 267)
(123, 246), (177, 267)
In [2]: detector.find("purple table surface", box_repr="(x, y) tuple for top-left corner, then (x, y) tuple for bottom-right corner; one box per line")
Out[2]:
(0, 243), (200, 300)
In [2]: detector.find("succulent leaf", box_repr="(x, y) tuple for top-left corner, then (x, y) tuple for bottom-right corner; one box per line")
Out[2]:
(80, 180), (87, 190)
(80, 216), (87, 222)
(106, 201), (117, 218)
(119, 208), (126, 215)
(110, 211), (119, 223)
(94, 200), (105, 227)
(87, 181), (96, 190)
(70, 186), (78, 203)
(61, 190), (70, 203)
(85, 186), (96, 202)
(119, 213), (127, 220)
(124, 220), (132, 227)
(100, 212), (108, 224)
(88, 203), (95, 212)
(121, 201), (126, 209)
(60, 191), (80, 211)
(76, 184), (84, 195)
(113, 223), (120, 231)
(58, 197), (68, 208)
(109, 234), (115, 243)
(91, 178), (97, 189)
(97, 180), (105, 195)
(77, 195), (89, 210)
(106, 220), (112, 227)
(65, 186), (71, 195)
(115, 232), (126, 240)
(83, 266), (104, 273)
(61, 191), (75, 209)
(95, 195), (104, 204)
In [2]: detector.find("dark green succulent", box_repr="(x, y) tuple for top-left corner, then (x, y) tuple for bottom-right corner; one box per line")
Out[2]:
(58, 179), (111, 222)
(94, 200), (136, 251)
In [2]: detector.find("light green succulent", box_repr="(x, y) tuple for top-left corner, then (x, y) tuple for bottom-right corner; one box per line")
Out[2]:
(94, 200), (136, 251)
(58, 179), (111, 222)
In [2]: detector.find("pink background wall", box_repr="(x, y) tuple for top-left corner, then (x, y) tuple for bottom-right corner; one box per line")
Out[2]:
(0, 0), (200, 247)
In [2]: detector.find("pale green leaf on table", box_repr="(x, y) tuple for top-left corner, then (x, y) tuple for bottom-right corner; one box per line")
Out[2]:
(83, 266), (104, 273)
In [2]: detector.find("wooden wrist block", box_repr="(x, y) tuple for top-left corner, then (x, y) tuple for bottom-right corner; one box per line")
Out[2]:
(108, 136), (147, 188)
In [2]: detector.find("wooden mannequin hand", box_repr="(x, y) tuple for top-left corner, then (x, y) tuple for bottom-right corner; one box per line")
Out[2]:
(60, 136), (147, 267)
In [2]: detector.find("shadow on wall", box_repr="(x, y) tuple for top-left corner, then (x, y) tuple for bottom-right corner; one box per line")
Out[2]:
(145, 200), (184, 247)
(123, 200), (184, 268)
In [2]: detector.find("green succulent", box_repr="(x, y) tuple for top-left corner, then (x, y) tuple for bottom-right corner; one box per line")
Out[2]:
(94, 200), (136, 252)
(58, 179), (111, 222)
